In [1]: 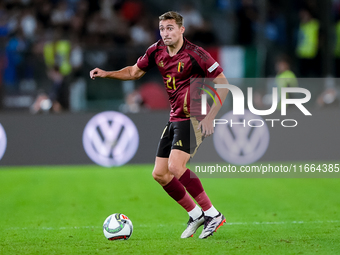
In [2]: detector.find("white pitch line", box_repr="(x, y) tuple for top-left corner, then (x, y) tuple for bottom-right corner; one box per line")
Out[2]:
(4, 220), (340, 231)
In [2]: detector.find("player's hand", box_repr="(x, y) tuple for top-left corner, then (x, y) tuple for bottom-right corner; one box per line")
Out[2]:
(89, 68), (107, 80)
(198, 117), (214, 137)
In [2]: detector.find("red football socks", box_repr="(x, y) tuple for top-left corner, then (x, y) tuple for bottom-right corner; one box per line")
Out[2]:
(179, 169), (212, 211)
(163, 177), (196, 212)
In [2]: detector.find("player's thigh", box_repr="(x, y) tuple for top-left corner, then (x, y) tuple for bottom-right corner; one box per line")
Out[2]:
(167, 120), (193, 178)
(156, 122), (172, 158)
(153, 156), (169, 176)
(153, 122), (175, 185)
(171, 118), (203, 158)
(168, 149), (190, 179)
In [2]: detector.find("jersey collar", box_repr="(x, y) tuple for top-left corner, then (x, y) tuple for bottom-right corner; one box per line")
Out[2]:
(177, 37), (187, 54)
(166, 36), (187, 56)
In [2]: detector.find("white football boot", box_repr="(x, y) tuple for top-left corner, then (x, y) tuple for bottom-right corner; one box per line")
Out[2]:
(199, 212), (226, 239)
(181, 211), (205, 238)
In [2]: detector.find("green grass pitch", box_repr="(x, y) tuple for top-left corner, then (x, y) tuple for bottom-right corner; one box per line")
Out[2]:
(0, 164), (339, 255)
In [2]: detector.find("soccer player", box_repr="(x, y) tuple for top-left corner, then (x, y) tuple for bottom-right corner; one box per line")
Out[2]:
(90, 11), (229, 239)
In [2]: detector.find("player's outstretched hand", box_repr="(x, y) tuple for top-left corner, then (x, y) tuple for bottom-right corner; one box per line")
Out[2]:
(198, 118), (214, 137)
(89, 68), (107, 80)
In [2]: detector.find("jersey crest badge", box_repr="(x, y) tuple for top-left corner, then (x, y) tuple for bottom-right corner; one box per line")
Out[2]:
(178, 61), (184, 72)
(158, 61), (164, 67)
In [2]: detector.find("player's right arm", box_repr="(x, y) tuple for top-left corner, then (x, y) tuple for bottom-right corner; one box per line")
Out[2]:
(89, 64), (146, 81)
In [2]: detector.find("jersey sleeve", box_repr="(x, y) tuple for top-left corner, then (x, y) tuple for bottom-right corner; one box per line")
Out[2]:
(197, 47), (223, 79)
(136, 42), (157, 72)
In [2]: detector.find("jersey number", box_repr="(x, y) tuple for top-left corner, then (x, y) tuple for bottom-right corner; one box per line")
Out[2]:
(166, 75), (176, 90)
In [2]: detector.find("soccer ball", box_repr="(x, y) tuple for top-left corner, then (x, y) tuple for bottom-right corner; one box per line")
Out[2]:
(103, 213), (133, 240)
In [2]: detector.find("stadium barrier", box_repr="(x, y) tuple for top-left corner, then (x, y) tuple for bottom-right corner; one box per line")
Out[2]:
(0, 108), (339, 166)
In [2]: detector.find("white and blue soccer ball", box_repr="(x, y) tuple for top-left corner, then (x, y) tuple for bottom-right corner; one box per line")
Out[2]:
(103, 213), (133, 240)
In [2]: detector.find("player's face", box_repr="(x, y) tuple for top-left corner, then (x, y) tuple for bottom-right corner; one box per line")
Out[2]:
(159, 19), (185, 46)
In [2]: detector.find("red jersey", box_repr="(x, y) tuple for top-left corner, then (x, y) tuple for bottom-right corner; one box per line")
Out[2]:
(137, 38), (223, 122)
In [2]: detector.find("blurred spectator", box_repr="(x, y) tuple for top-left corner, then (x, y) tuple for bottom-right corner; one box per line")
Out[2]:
(275, 54), (298, 104)
(121, 82), (169, 113)
(0, 51), (5, 109)
(43, 28), (72, 76)
(236, 0), (257, 46)
(0, 3), (10, 37)
(130, 17), (154, 46)
(67, 0), (83, 12)
(30, 65), (70, 114)
(99, 0), (114, 20)
(69, 34), (86, 112)
(263, 3), (287, 76)
(86, 10), (130, 46)
(191, 19), (217, 47)
(7, 6), (21, 34)
(180, 3), (203, 40)
(316, 77), (339, 108)
(86, 11), (104, 38)
(121, 89), (143, 113)
(68, 0), (88, 41)
(36, 1), (52, 29)
(120, 0), (143, 25)
(4, 29), (28, 93)
(265, 3), (286, 46)
(262, 55), (297, 109)
(20, 6), (37, 41)
(70, 11), (85, 38)
(69, 35), (83, 73)
(180, 3), (203, 29)
(295, 7), (320, 77)
(275, 55), (297, 80)
(138, 82), (170, 110)
(75, 0), (89, 16)
(51, 0), (74, 30)
(316, 87), (339, 108)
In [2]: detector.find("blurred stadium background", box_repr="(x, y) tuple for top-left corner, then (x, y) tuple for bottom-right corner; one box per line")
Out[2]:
(0, 0), (340, 113)
(0, 0), (339, 166)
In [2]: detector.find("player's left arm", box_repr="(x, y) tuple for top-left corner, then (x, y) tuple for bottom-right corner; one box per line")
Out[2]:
(198, 72), (229, 137)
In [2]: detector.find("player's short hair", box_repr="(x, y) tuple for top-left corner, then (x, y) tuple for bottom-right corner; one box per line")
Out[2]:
(159, 11), (184, 27)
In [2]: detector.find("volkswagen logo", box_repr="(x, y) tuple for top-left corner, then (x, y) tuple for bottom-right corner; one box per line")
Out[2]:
(213, 110), (270, 165)
(0, 124), (7, 161)
(83, 111), (139, 167)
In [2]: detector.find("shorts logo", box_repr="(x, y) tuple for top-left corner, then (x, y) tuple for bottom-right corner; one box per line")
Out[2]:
(0, 124), (7, 161)
(174, 140), (183, 147)
(83, 111), (139, 167)
(178, 61), (184, 72)
(213, 110), (270, 164)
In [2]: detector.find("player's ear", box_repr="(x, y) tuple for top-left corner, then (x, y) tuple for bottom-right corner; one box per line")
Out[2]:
(180, 26), (185, 34)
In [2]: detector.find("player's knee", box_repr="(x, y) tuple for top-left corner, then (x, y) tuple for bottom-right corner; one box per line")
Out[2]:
(152, 169), (172, 186)
(168, 162), (185, 179)
(152, 169), (165, 183)
(152, 170), (160, 181)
